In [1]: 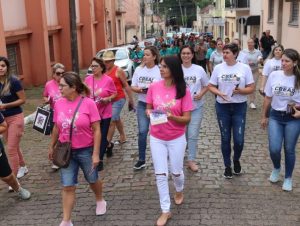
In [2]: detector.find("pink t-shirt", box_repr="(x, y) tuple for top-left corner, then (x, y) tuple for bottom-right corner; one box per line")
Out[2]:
(54, 96), (100, 149)
(84, 74), (117, 119)
(146, 80), (193, 141)
(43, 79), (61, 109)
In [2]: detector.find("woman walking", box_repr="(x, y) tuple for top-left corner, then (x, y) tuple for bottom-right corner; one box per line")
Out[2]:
(180, 46), (209, 172)
(131, 46), (161, 170)
(208, 43), (254, 178)
(0, 56), (27, 182)
(261, 49), (300, 191)
(43, 63), (65, 169)
(146, 56), (193, 225)
(48, 72), (106, 226)
(85, 58), (117, 171)
(209, 39), (224, 73)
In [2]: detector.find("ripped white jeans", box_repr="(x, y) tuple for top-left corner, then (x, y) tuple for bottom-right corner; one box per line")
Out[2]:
(150, 134), (186, 212)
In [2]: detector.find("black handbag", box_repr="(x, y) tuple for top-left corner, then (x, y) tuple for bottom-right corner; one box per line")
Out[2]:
(33, 106), (52, 135)
(52, 97), (83, 168)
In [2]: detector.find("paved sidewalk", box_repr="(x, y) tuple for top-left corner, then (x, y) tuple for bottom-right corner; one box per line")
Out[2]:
(0, 92), (299, 226)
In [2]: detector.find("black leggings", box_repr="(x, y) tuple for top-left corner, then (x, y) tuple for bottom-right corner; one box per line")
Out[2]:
(0, 147), (12, 178)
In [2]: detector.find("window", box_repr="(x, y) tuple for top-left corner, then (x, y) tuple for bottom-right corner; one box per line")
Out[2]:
(268, 0), (274, 21)
(118, 19), (122, 40)
(6, 43), (22, 76)
(289, 1), (299, 26)
(225, 22), (229, 36)
(108, 21), (112, 43)
(48, 36), (55, 62)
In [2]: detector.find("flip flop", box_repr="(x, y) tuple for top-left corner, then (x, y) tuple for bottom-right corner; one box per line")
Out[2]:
(114, 140), (127, 145)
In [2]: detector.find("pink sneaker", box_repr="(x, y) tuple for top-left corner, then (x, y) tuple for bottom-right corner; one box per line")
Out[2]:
(59, 220), (73, 226)
(96, 200), (107, 215)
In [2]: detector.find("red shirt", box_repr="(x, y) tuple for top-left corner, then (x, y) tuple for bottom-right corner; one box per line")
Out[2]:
(107, 66), (125, 101)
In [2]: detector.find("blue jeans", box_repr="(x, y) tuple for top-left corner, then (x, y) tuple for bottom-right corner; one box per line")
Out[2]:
(100, 118), (111, 161)
(268, 108), (300, 178)
(186, 106), (204, 161)
(137, 101), (150, 161)
(215, 102), (247, 167)
(60, 146), (98, 186)
(112, 98), (126, 121)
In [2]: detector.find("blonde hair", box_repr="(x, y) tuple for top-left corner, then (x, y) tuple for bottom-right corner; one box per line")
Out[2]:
(52, 63), (65, 74)
(0, 56), (13, 96)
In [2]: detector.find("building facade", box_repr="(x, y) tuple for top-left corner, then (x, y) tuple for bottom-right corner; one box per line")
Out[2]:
(0, 0), (140, 87)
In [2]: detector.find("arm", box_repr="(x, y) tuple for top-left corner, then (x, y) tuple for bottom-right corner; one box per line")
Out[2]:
(48, 124), (59, 160)
(100, 92), (117, 104)
(117, 68), (135, 106)
(260, 75), (268, 92)
(0, 120), (7, 134)
(194, 86), (209, 101)
(208, 83), (229, 101)
(261, 96), (272, 129)
(0, 90), (26, 110)
(292, 107), (300, 118)
(232, 83), (255, 95)
(167, 111), (191, 125)
(131, 86), (144, 94)
(91, 121), (101, 169)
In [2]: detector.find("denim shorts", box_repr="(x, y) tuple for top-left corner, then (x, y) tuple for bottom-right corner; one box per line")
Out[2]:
(60, 146), (98, 186)
(111, 98), (126, 121)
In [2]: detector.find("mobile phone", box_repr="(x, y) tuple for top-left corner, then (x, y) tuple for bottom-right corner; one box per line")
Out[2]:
(142, 87), (148, 93)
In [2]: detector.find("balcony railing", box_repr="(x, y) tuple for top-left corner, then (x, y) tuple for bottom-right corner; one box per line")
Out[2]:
(226, 0), (250, 10)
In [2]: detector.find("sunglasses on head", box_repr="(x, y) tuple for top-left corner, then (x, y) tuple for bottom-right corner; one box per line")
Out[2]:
(55, 72), (64, 76)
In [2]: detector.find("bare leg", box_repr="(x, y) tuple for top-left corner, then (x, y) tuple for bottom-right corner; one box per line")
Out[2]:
(1, 173), (19, 191)
(89, 180), (103, 201)
(115, 119), (126, 142)
(107, 121), (116, 145)
(62, 186), (76, 221)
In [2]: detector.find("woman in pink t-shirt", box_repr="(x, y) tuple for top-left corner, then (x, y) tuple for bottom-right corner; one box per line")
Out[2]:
(85, 57), (117, 171)
(146, 56), (193, 226)
(43, 63), (65, 170)
(48, 72), (106, 226)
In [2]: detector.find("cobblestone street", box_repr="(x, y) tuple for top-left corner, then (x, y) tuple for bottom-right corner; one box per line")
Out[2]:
(0, 92), (299, 226)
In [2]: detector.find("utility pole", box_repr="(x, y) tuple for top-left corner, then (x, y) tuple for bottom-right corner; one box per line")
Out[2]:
(177, 0), (184, 27)
(69, 0), (79, 73)
(140, 0), (145, 39)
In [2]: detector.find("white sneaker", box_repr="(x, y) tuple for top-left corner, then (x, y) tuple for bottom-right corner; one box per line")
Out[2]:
(17, 166), (28, 179)
(51, 164), (60, 170)
(249, 103), (256, 109)
(18, 187), (31, 200)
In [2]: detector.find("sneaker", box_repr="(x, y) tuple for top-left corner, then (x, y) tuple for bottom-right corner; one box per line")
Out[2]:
(51, 164), (60, 170)
(269, 168), (280, 183)
(233, 160), (242, 175)
(133, 160), (145, 170)
(59, 220), (73, 226)
(8, 186), (14, 192)
(96, 200), (107, 215)
(187, 161), (198, 172)
(106, 142), (114, 158)
(98, 161), (104, 171)
(17, 166), (28, 179)
(282, 178), (293, 191)
(223, 167), (233, 179)
(18, 187), (31, 200)
(249, 102), (256, 109)
(156, 212), (171, 226)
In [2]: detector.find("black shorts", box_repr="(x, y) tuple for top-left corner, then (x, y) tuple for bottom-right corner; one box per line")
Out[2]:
(0, 148), (12, 178)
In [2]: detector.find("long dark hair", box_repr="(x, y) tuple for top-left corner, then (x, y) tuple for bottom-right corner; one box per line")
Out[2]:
(0, 56), (13, 96)
(283, 49), (300, 89)
(161, 56), (186, 99)
(179, 45), (196, 64)
(62, 72), (90, 96)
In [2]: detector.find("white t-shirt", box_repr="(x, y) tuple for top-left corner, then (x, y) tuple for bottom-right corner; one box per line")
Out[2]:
(264, 70), (300, 111)
(262, 58), (282, 77)
(236, 51), (249, 64)
(131, 65), (161, 102)
(182, 64), (209, 109)
(242, 49), (263, 71)
(209, 50), (223, 70)
(209, 62), (254, 103)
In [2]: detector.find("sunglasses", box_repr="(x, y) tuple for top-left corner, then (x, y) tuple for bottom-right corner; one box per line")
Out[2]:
(55, 72), (64, 76)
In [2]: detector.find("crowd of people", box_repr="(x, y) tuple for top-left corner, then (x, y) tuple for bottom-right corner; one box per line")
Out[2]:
(1, 29), (300, 226)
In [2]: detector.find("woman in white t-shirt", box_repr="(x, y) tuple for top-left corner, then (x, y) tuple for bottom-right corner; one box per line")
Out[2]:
(146, 56), (193, 226)
(208, 43), (255, 179)
(261, 48), (300, 192)
(242, 38), (263, 109)
(180, 45), (209, 172)
(131, 46), (161, 170)
(259, 45), (284, 95)
(209, 40), (224, 73)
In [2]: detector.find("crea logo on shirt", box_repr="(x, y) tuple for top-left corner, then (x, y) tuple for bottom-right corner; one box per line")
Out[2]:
(185, 76), (196, 86)
(138, 77), (154, 83)
(274, 86), (295, 96)
(273, 65), (282, 71)
(220, 74), (241, 82)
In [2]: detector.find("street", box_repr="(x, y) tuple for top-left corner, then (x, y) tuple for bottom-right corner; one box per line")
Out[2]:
(0, 91), (299, 226)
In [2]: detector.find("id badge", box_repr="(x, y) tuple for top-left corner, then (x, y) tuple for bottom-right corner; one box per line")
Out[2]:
(150, 110), (168, 125)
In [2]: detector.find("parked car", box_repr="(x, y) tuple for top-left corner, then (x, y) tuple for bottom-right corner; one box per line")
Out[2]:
(96, 46), (134, 82)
